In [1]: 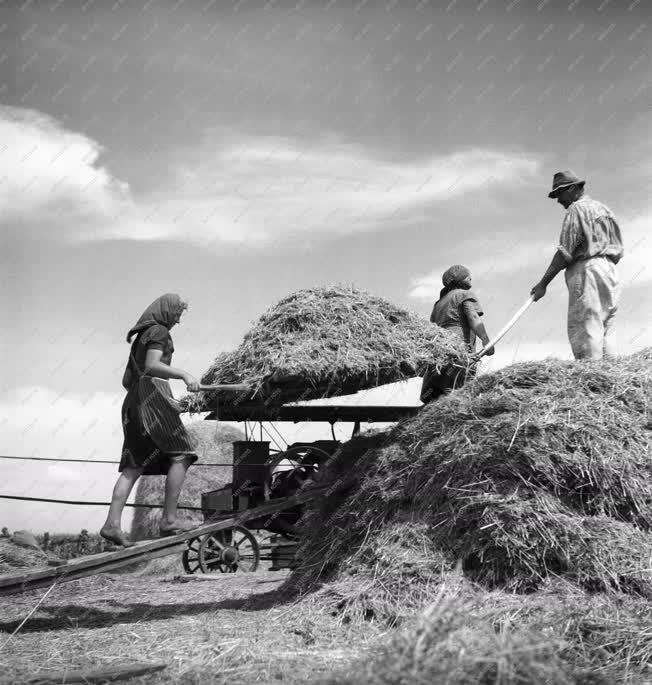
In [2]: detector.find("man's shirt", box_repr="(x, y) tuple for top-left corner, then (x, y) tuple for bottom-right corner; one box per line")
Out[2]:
(557, 196), (624, 264)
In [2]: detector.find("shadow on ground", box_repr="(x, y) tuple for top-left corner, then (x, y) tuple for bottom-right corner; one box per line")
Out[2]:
(0, 596), (262, 633)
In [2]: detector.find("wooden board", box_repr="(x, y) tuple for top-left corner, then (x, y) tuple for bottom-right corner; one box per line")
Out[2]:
(24, 662), (167, 684)
(204, 403), (421, 423)
(0, 544), (187, 595)
(0, 484), (331, 596)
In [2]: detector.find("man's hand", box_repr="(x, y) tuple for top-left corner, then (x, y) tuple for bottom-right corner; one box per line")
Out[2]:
(532, 252), (567, 302)
(530, 282), (547, 302)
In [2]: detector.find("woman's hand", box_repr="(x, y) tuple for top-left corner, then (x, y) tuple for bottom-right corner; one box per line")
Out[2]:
(183, 373), (200, 392)
(476, 338), (495, 356)
(530, 282), (547, 302)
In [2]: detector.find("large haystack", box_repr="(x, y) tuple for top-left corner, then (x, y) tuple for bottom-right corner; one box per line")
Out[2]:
(282, 351), (652, 683)
(130, 422), (243, 542)
(188, 285), (468, 410)
(289, 351), (652, 599)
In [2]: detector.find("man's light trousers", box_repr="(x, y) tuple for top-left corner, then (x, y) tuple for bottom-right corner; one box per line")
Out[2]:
(565, 256), (620, 360)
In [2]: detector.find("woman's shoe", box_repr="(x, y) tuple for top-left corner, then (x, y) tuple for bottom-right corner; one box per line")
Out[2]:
(100, 525), (134, 548)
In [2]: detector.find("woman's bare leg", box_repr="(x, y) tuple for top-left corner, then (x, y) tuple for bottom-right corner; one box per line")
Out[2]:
(100, 467), (143, 545)
(160, 459), (191, 530)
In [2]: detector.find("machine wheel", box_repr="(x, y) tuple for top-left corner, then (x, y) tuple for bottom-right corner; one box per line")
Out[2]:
(198, 525), (260, 573)
(182, 536), (203, 574)
(264, 445), (331, 500)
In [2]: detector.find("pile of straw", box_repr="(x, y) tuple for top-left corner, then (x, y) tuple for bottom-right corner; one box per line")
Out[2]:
(283, 351), (652, 682)
(327, 578), (652, 684)
(130, 422), (242, 544)
(291, 352), (652, 597)
(0, 539), (48, 574)
(188, 285), (468, 409)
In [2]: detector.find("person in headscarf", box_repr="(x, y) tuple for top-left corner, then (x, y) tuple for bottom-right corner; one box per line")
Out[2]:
(100, 293), (201, 547)
(420, 265), (494, 403)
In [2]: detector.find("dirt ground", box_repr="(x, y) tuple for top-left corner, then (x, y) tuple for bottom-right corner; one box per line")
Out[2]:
(0, 569), (376, 684)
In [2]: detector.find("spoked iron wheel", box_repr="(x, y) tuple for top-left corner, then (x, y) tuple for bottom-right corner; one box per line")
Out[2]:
(264, 445), (331, 500)
(182, 536), (203, 574)
(198, 525), (260, 573)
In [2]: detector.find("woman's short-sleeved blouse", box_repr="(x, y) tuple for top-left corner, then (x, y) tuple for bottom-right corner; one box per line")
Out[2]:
(431, 289), (484, 348)
(130, 324), (174, 374)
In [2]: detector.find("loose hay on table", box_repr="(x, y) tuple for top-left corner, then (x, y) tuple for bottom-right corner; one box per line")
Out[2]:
(186, 285), (469, 410)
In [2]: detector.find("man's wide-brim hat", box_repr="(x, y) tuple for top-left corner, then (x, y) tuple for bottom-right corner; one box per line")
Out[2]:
(548, 170), (586, 198)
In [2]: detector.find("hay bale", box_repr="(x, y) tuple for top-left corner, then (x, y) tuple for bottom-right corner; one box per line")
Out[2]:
(130, 422), (243, 542)
(187, 285), (468, 409)
(289, 351), (652, 598)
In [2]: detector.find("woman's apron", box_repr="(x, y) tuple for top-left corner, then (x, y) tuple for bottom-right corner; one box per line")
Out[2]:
(120, 346), (197, 475)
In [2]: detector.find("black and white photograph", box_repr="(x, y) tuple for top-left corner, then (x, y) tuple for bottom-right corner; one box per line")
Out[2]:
(1, 0), (651, 682)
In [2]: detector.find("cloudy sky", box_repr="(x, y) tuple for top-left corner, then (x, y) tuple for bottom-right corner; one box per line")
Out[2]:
(1, 0), (650, 533)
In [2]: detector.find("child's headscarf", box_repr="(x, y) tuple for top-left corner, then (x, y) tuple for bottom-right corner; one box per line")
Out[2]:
(439, 265), (472, 299)
(126, 293), (186, 342)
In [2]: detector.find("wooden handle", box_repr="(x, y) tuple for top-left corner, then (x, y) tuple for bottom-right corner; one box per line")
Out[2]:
(196, 383), (251, 392)
(476, 296), (535, 359)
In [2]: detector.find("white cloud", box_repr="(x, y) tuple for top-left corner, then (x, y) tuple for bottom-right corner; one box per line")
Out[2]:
(0, 385), (124, 463)
(408, 240), (553, 300)
(1, 106), (540, 248)
(145, 137), (540, 246)
(0, 106), (132, 230)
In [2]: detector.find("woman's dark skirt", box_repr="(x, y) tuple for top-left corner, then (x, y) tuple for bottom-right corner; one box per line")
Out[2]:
(120, 377), (198, 476)
(420, 362), (477, 404)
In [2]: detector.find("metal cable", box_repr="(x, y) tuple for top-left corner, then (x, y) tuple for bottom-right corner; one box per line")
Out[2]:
(0, 455), (272, 466)
(0, 494), (205, 510)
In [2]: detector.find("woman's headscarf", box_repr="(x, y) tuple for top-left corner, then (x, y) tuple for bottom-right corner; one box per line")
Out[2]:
(126, 293), (186, 342)
(439, 264), (472, 299)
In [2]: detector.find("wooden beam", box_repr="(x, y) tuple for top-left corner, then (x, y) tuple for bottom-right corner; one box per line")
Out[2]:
(24, 662), (167, 684)
(203, 404), (421, 423)
(0, 544), (187, 596)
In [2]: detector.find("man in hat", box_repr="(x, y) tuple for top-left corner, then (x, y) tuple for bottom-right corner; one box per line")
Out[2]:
(530, 171), (624, 360)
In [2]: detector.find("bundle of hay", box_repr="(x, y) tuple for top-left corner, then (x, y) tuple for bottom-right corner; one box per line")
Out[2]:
(289, 351), (652, 600)
(187, 285), (468, 410)
(130, 422), (243, 543)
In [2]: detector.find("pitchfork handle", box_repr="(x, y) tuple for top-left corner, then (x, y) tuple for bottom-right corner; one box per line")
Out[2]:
(475, 296), (535, 360)
(194, 383), (251, 392)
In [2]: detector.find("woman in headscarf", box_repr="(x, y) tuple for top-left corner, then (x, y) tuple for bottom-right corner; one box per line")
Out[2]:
(420, 265), (494, 403)
(100, 293), (201, 547)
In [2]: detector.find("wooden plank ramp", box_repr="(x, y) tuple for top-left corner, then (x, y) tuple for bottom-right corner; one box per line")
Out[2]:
(0, 485), (330, 596)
